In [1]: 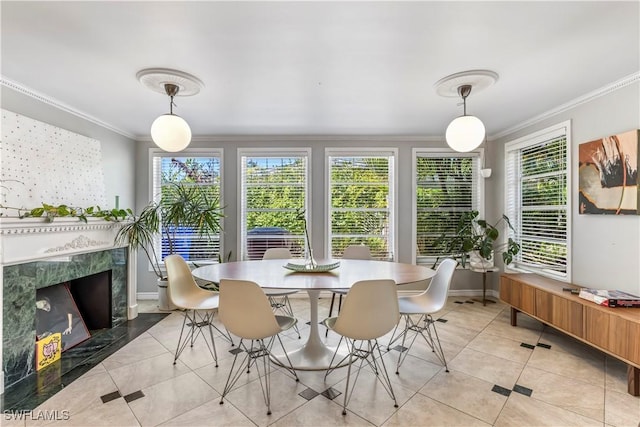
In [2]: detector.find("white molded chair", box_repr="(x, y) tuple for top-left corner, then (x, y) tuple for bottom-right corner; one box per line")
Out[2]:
(387, 258), (457, 373)
(326, 245), (372, 337)
(218, 279), (299, 415)
(165, 254), (233, 367)
(262, 247), (300, 338)
(323, 279), (399, 415)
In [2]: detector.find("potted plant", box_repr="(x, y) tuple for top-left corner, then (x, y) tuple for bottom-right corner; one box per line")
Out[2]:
(115, 182), (224, 309)
(434, 210), (520, 270)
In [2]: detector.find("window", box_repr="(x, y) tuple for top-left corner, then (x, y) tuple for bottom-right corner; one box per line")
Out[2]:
(151, 149), (223, 265)
(326, 149), (396, 260)
(414, 150), (481, 265)
(239, 149), (310, 261)
(505, 121), (571, 280)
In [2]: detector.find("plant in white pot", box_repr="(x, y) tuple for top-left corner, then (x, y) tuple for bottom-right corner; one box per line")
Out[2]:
(115, 182), (224, 309)
(434, 210), (520, 270)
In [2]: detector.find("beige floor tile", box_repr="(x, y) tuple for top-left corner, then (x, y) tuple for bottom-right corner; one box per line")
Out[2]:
(329, 368), (414, 426)
(108, 352), (192, 396)
(447, 347), (525, 389)
(494, 393), (602, 427)
(428, 321), (481, 349)
(101, 333), (169, 371)
(158, 398), (254, 426)
(527, 346), (605, 388)
(79, 362), (107, 379)
(1, 412), (27, 427)
(33, 397), (140, 427)
(517, 365), (605, 421)
(220, 369), (308, 426)
(419, 370), (508, 424)
(395, 331), (464, 369)
(272, 396), (375, 427)
(127, 371), (218, 426)
(538, 327), (605, 359)
(467, 330), (534, 364)
(604, 389), (640, 427)
(438, 310), (494, 332)
(383, 392), (491, 427)
(378, 350), (443, 392)
(153, 328), (235, 370)
(482, 317), (544, 344)
(193, 357), (263, 395)
(29, 372), (119, 425)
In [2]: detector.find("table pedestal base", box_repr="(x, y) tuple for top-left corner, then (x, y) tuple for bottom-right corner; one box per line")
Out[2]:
(271, 289), (348, 371)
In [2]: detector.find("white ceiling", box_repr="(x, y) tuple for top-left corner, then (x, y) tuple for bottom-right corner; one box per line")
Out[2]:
(1, 1), (638, 140)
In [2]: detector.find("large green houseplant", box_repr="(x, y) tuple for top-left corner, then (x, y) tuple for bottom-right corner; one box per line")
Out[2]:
(435, 210), (520, 270)
(115, 182), (224, 308)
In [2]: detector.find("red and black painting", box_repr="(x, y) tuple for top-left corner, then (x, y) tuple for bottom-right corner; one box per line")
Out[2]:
(579, 129), (639, 215)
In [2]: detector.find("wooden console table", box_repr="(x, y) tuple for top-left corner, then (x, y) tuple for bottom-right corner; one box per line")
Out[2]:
(500, 273), (640, 396)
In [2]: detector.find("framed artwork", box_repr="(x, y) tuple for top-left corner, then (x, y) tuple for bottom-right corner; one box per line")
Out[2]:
(36, 283), (90, 352)
(578, 129), (639, 215)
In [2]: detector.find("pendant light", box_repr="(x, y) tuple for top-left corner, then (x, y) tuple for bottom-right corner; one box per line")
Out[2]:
(137, 68), (204, 152)
(445, 85), (485, 152)
(435, 70), (499, 153)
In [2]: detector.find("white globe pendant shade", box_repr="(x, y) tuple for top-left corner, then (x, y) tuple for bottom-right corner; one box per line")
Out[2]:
(150, 114), (192, 152)
(445, 115), (485, 152)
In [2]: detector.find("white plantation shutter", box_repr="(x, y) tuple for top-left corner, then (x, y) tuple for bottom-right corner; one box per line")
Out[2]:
(327, 150), (396, 260)
(505, 121), (571, 280)
(414, 151), (481, 264)
(239, 150), (310, 261)
(151, 150), (223, 266)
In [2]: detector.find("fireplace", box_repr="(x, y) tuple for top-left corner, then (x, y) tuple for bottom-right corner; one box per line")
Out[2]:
(0, 218), (137, 393)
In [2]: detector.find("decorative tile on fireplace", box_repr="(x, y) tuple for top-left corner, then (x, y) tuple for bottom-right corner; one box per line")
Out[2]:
(2, 248), (128, 388)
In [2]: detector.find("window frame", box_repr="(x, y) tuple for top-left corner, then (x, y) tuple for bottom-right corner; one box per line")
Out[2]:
(324, 147), (398, 261)
(504, 120), (572, 281)
(237, 147), (312, 261)
(148, 147), (224, 271)
(411, 148), (484, 265)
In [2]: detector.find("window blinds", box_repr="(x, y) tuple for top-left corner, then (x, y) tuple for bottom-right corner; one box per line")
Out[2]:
(415, 154), (480, 263)
(151, 153), (222, 264)
(505, 125), (569, 278)
(327, 152), (395, 260)
(239, 152), (309, 261)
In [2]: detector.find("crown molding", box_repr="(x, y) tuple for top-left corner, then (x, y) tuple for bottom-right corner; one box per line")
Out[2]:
(136, 134), (444, 143)
(491, 71), (640, 141)
(1, 76), (136, 140)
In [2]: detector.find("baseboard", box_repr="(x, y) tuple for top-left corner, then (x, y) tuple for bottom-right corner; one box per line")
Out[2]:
(128, 303), (139, 320)
(0, 371), (4, 395)
(137, 292), (159, 300)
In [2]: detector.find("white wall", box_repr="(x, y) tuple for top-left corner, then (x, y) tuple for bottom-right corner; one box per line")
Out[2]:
(1, 86), (137, 211)
(490, 82), (640, 295)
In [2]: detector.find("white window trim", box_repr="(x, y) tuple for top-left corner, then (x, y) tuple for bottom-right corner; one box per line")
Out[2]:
(237, 147), (312, 261)
(324, 147), (398, 260)
(148, 147), (225, 272)
(503, 120), (572, 282)
(411, 148), (484, 264)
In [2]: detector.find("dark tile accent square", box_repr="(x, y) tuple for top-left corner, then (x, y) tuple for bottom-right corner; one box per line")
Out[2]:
(465, 300), (475, 304)
(321, 387), (341, 400)
(306, 321), (311, 325)
(100, 390), (122, 404)
(520, 343), (535, 349)
(123, 390), (145, 403)
(299, 388), (319, 400)
(229, 347), (244, 355)
(536, 343), (552, 349)
(436, 318), (448, 323)
(391, 345), (408, 353)
(513, 384), (533, 397)
(454, 301), (464, 304)
(491, 385), (512, 397)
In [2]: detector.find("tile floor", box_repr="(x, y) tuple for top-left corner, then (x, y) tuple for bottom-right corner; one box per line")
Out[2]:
(5, 296), (639, 426)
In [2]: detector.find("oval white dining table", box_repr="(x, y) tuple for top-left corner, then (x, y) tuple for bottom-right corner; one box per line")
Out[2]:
(192, 259), (435, 370)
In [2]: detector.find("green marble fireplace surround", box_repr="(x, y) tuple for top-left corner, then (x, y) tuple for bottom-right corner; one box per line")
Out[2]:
(2, 248), (128, 388)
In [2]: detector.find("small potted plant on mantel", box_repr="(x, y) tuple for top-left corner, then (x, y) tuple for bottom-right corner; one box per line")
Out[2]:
(115, 182), (224, 310)
(434, 210), (520, 271)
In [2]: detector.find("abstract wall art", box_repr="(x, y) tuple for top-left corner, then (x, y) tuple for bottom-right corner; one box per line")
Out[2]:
(578, 129), (639, 215)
